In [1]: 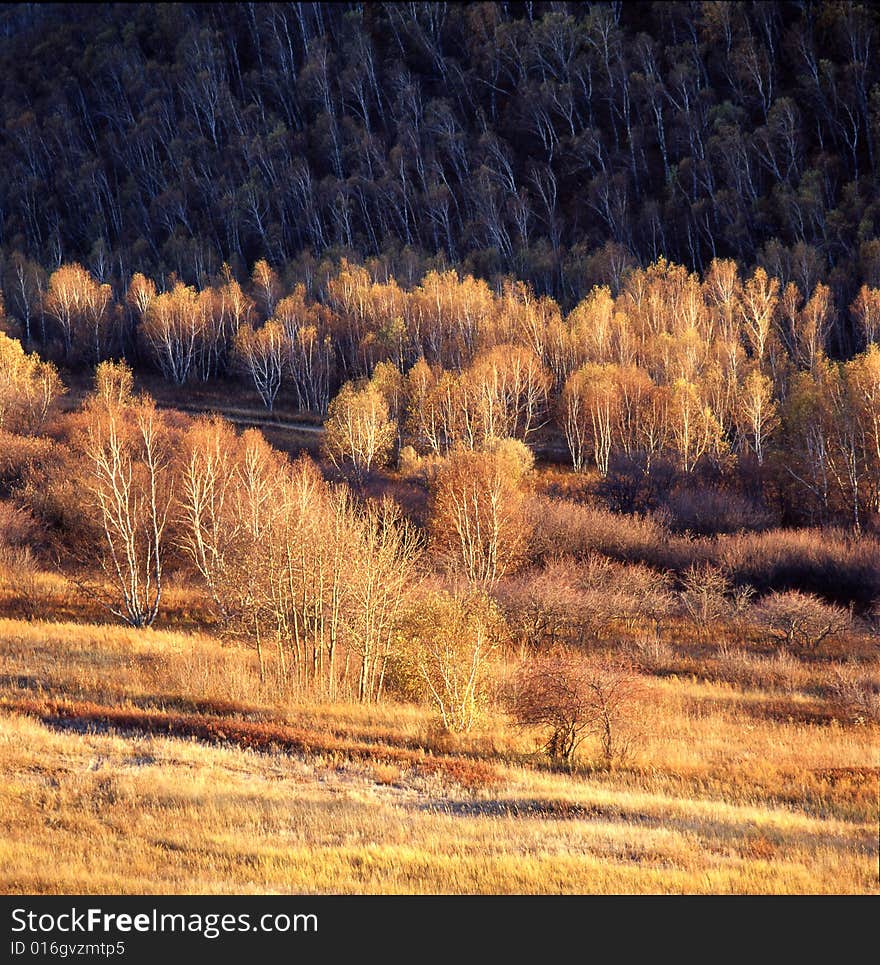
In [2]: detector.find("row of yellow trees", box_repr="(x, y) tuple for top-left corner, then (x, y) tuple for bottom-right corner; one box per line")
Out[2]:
(19, 255), (880, 400)
(7, 255), (880, 524)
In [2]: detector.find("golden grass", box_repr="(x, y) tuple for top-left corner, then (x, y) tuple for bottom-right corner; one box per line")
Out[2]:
(0, 615), (877, 894)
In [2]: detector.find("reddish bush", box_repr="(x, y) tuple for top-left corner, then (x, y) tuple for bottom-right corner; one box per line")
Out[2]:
(508, 648), (642, 763)
(756, 590), (851, 651)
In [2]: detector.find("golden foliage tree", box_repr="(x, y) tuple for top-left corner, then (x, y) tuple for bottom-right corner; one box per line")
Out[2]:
(44, 262), (114, 361)
(233, 320), (285, 411)
(78, 361), (172, 628)
(403, 588), (504, 732)
(0, 332), (64, 435)
(428, 445), (531, 586)
(323, 381), (397, 483)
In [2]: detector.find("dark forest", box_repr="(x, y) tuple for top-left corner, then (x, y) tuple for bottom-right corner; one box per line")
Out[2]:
(1, 2), (879, 327)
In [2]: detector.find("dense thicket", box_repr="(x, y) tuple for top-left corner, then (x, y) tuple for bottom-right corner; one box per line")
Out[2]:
(2, 1), (880, 340)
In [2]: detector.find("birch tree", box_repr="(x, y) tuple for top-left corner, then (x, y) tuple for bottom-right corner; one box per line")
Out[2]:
(80, 362), (172, 628)
(234, 320), (285, 411)
(323, 381), (397, 483)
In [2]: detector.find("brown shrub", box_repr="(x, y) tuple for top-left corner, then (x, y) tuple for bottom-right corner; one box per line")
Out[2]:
(497, 556), (675, 648)
(756, 590), (852, 651)
(679, 563), (732, 634)
(0, 430), (59, 494)
(0, 500), (38, 548)
(525, 496), (689, 570)
(626, 634), (675, 674)
(508, 648), (642, 764)
(718, 529), (880, 610)
(526, 497), (880, 613)
(828, 661), (880, 723)
(662, 485), (775, 535)
(713, 643), (802, 694)
(495, 558), (590, 649)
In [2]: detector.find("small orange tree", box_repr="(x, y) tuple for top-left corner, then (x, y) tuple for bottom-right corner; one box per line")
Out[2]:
(428, 442), (532, 587)
(510, 648), (641, 764)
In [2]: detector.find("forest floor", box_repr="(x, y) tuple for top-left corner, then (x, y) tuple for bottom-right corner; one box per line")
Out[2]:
(1, 614), (876, 894)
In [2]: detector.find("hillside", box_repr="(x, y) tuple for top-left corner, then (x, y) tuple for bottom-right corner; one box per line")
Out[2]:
(2, 2), (879, 317)
(0, 1), (878, 902)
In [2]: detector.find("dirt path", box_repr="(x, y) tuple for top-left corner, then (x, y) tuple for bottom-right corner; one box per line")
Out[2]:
(153, 400), (324, 435)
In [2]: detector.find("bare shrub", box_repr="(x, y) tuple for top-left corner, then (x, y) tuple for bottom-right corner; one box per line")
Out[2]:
(0, 500), (38, 547)
(627, 633), (675, 673)
(601, 561), (676, 632)
(0, 494), (47, 618)
(597, 453), (676, 515)
(509, 648), (642, 764)
(718, 529), (880, 610)
(498, 555), (675, 648)
(829, 661), (880, 724)
(680, 563), (731, 634)
(663, 485), (774, 535)
(0, 430), (59, 494)
(768, 649), (802, 695)
(731, 583), (757, 618)
(526, 495), (716, 577)
(757, 590), (851, 651)
(527, 501), (880, 614)
(495, 558), (585, 649)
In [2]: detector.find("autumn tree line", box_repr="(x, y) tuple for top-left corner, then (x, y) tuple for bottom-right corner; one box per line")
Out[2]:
(3, 253), (880, 529)
(1, 329), (877, 747)
(2, 3), (880, 313)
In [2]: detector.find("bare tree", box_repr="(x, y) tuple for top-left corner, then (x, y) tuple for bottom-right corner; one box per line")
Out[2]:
(680, 562), (731, 636)
(79, 362), (172, 628)
(510, 648), (642, 764)
(141, 282), (203, 384)
(348, 497), (421, 703)
(5, 252), (46, 345)
(850, 285), (880, 346)
(736, 365), (778, 465)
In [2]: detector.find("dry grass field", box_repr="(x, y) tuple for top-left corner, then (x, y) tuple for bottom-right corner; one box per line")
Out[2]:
(1, 613), (876, 894)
